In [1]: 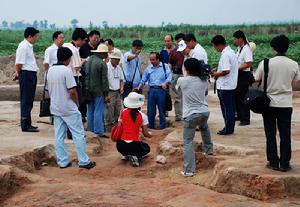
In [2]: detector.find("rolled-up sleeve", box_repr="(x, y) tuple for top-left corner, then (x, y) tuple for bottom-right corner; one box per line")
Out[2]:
(15, 46), (26, 65)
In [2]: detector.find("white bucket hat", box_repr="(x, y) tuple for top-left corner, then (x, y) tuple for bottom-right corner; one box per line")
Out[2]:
(91, 44), (109, 53)
(109, 48), (122, 59)
(177, 40), (187, 52)
(124, 92), (145, 109)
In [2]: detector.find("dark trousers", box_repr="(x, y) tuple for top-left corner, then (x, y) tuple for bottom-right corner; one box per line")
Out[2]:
(236, 71), (251, 122)
(74, 76), (87, 118)
(262, 107), (292, 168)
(116, 140), (150, 158)
(217, 89), (236, 133)
(19, 70), (37, 130)
(148, 88), (167, 129)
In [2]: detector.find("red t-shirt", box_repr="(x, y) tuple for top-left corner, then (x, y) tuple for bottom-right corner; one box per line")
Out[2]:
(120, 108), (143, 141)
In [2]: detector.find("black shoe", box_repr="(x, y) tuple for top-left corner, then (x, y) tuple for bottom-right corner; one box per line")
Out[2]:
(30, 125), (39, 129)
(217, 130), (232, 135)
(22, 127), (40, 132)
(279, 165), (292, 172)
(266, 163), (280, 171)
(59, 162), (72, 169)
(239, 121), (250, 126)
(99, 134), (109, 139)
(79, 161), (96, 169)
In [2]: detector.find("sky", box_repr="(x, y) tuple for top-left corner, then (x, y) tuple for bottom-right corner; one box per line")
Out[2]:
(1, 0), (300, 27)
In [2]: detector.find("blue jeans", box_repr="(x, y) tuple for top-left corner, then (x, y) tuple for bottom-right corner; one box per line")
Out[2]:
(147, 88), (166, 129)
(53, 112), (90, 167)
(19, 70), (37, 130)
(87, 96), (105, 136)
(217, 89), (236, 133)
(183, 112), (213, 173)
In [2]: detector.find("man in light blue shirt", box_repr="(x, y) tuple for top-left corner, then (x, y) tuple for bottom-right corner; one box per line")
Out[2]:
(123, 40), (143, 98)
(138, 52), (172, 129)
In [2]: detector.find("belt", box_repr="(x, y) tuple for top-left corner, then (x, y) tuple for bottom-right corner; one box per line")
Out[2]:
(109, 89), (120, 92)
(150, 86), (162, 89)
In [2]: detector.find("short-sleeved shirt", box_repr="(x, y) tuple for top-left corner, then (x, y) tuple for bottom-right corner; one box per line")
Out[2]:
(63, 42), (82, 76)
(15, 39), (39, 72)
(107, 61), (124, 90)
(236, 44), (253, 72)
(255, 56), (300, 107)
(46, 64), (79, 117)
(120, 108), (149, 142)
(123, 50), (142, 88)
(176, 76), (209, 118)
(190, 43), (208, 64)
(141, 63), (172, 86)
(216, 46), (239, 90)
(43, 44), (59, 67)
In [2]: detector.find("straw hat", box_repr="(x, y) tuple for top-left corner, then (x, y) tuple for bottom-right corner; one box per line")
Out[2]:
(124, 92), (145, 109)
(109, 48), (122, 59)
(91, 44), (109, 53)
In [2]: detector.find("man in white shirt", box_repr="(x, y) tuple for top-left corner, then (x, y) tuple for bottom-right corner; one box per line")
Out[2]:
(13, 27), (40, 132)
(233, 30), (253, 126)
(255, 35), (300, 172)
(184, 33), (208, 64)
(63, 28), (88, 125)
(43, 31), (64, 71)
(211, 35), (238, 135)
(105, 50), (124, 131)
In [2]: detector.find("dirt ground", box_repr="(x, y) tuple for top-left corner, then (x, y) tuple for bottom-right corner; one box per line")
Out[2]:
(0, 91), (300, 206)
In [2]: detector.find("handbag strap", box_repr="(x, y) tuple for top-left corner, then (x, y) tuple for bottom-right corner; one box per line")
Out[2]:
(162, 61), (167, 79)
(263, 58), (269, 94)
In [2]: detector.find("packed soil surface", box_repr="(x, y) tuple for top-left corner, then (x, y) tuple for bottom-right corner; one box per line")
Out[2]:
(1, 91), (300, 206)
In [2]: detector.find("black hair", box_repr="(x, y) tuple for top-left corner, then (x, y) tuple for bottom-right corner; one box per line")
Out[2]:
(184, 33), (197, 42)
(149, 51), (160, 60)
(175, 33), (185, 41)
(52, 31), (63, 41)
(184, 58), (200, 76)
(233, 30), (248, 44)
(270, 34), (289, 54)
(132, 39), (144, 47)
(165, 34), (174, 41)
(24, 27), (39, 38)
(99, 38), (105, 44)
(211, 35), (226, 46)
(57, 47), (73, 62)
(88, 30), (100, 38)
(129, 108), (140, 123)
(105, 38), (114, 47)
(72, 28), (88, 41)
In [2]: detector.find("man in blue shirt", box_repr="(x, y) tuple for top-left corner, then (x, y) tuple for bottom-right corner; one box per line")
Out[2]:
(137, 52), (172, 129)
(123, 40), (144, 98)
(160, 34), (174, 64)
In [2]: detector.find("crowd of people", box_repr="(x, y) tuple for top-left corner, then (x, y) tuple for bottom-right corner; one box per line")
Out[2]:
(12, 27), (299, 174)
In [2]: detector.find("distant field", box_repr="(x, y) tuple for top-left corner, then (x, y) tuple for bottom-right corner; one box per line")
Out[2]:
(0, 24), (299, 68)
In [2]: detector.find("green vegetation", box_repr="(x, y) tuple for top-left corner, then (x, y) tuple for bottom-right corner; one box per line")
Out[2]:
(0, 23), (299, 68)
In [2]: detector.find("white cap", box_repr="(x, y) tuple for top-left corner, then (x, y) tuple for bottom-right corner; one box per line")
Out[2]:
(177, 40), (187, 52)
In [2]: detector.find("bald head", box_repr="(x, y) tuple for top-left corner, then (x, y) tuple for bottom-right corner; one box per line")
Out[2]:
(164, 34), (174, 49)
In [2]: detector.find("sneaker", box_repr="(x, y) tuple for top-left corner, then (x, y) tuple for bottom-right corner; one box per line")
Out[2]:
(181, 171), (195, 177)
(59, 162), (72, 169)
(79, 161), (96, 169)
(131, 156), (140, 167)
(121, 155), (129, 161)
